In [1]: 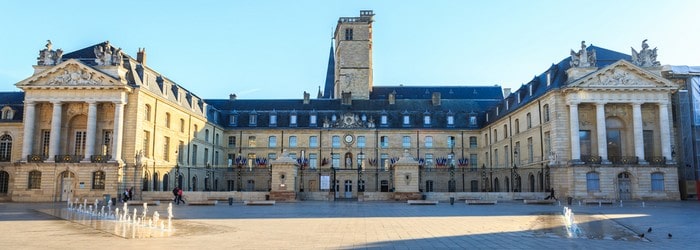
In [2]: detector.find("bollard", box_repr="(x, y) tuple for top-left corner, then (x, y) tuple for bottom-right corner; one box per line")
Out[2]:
(578, 200), (581, 206)
(642, 201), (645, 208)
(619, 200), (623, 207)
(450, 197), (455, 205)
(599, 201), (602, 207)
(228, 197), (234, 206)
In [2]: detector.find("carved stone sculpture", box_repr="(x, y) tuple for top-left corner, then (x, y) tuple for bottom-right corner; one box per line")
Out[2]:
(570, 41), (596, 67)
(94, 41), (123, 66)
(37, 40), (64, 66)
(631, 39), (660, 67)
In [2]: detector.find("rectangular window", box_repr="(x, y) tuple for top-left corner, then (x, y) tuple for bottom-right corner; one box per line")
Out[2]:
(651, 173), (664, 191)
(494, 149), (499, 167)
(228, 136), (236, 147)
(527, 137), (533, 163)
(290, 114), (297, 126)
(380, 136), (389, 148)
(163, 136), (170, 161)
(544, 131), (551, 158)
(28, 171), (41, 189)
(469, 136), (477, 149)
(289, 136), (297, 148)
(269, 114), (277, 126)
(268, 153), (277, 160)
(192, 144), (198, 165)
(215, 151), (219, 166)
(357, 136), (366, 148)
(381, 115), (388, 125)
(248, 136), (256, 148)
(92, 171), (105, 190)
(74, 130), (86, 156)
(204, 148), (209, 165)
(402, 136), (411, 148)
(309, 153), (318, 169)
(579, 130), (592, 156)
(424, 136), (433, 148)
(448, 115), (455, 126)
(514, 142), (521, 165)
(268, 136), (277, 148)
(165, 113), (171, 128)
(425, 153), (433, 168)
(586, 172), (600, 191)
(102, 130), (112, 156)
(504, 146), (509, 166)
(424, 115), (431, 125)
(447, 136), (456, 149)
(332, 136), (340, 148)
(178, 141), (184, 163)
(310, 114), (317, 126)
(41, 130), (50, 157)
(332, 153), (340, 169)
(309, 136), (318, 148)
(643, 130), (654, 159)
(470, 154), (478, 169)
(344, 28), (353, 40)
(227, 153), (235, 167)
(380, 153), (389, 171)
(526, 113), (532, 128)
(469, 115), (477, 126)
(229, 115), (236, 125)
(249, 114), (257, 126)
(403, 115), (410, 125)
(143, 130), (150, 157)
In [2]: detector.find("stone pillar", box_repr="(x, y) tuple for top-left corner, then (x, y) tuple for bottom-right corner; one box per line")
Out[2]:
(110, 102), (125, 163)
(632, 102), (647, 164)
(269, 150), (298, 201)
(47, 101), (62, 162)
(568, 102), (581, 163)
(21, 101), (36, 161)
(83, 101), (98, 162)
(595, 102), (610, 164)
(392, 150), (421, 200)
(658, 102), (673, 163)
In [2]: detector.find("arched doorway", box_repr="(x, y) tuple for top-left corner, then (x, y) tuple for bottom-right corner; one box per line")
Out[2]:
(606, 117), (625, 160)
(192, 176), (198, 191)
(493, 177), (500, 192)
(505, 177), (510, 192)
(57, 171), (76, 202)
(618, 172), (632, 200)
(163, 173), (169, 191)
(529, 174), (535, 192)
(0, 171), (9, 194)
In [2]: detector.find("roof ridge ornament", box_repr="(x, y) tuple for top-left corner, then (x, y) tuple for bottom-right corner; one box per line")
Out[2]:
(37, 40), (63, 66)
(94, 41), (124, 66)
(570, 41), (596, 68)
(631, 39), (660, 67)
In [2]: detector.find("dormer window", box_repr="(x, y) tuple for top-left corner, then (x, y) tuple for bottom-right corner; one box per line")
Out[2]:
(380, 112), (388, 127)
(361, 114), (367, 122)
(423, 112), (431, 127)
(269, 111), (277, 127)
(529, 84), (533, 95)
(469, 114), (477, 127)
(309, 112), (317, 127)
(249, 111), (258, 126)
(229, 114), (238, 126)
(331, 114), (337, 122)
(1, 106), (14, 120)
(290, 111), (298, 127)
(402, 112), (410, 127)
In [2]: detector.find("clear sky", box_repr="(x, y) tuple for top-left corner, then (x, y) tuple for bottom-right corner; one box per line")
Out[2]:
(1, 0), (698, 100)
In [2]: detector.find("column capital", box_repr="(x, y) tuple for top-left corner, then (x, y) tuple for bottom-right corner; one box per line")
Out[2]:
(51, 100), (63, 105)
(595, 101), (607, 106)
(657, 101), (670, 107)
(631, 101), (643, 106)
(86, 100), (98, 105)
(24, 101), (36, 106)
(567, 101), (580, 106)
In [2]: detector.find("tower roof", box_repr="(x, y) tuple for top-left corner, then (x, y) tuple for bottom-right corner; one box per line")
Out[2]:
(322, 42), (335, 98)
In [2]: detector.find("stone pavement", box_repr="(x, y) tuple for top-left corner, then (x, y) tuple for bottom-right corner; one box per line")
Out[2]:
(1, 200), (699, 249)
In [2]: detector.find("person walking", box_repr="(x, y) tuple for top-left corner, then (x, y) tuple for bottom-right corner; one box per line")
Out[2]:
(172, 187), (180, 204)
(177, 188), (185, 204)
(545, 188), (557, 200)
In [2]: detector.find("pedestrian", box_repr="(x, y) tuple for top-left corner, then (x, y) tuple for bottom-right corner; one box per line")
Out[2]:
(178, 188), (185, 204)
(128, 187), (133, 201)
(545, 188), (557, 200)
(172, 187), (180, 204)
(123, 188), (130, 202)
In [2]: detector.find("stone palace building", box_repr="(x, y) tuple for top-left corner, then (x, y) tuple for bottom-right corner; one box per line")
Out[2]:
(0, 10), (692, 203)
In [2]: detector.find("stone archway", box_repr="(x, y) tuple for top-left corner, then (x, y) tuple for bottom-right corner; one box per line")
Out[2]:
(56, 171), (76, 202)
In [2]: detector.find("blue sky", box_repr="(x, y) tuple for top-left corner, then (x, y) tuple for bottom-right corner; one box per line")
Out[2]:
(1, 0), (698, 99)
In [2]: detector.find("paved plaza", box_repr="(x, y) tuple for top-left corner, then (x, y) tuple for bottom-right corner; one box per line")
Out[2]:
(1, 200), (699, 249)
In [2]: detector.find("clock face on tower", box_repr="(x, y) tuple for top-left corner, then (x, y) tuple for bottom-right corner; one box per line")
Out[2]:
(344, 134), (354, 144)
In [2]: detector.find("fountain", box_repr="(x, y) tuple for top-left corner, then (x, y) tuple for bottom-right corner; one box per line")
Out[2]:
(562, 206), (582, 238)
(42, 200), (175, 239)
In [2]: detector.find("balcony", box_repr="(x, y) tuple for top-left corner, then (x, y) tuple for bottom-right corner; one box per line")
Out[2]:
(90, 155), (112, 163)
(579, 155), (667, 166)
(55, 155), (83, 163)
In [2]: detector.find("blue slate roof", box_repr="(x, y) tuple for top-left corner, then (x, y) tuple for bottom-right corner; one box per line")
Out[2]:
(322, 43), (335, 99)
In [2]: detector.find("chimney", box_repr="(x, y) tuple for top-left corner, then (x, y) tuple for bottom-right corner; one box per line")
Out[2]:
(503, 88), (511, 98)
(303, 91), (310, 104)
(431, 92), (441, 106)
(388, 91), (396, 105)
(229, 93), (237, 101)
(137, 48), (147, 65)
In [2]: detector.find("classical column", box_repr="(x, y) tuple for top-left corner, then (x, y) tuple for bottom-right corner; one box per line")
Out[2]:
(110, 102), (125, 163)
(658, 102), (673, 163)
(632, 102), (647, 164)
(568, 102), (581, 163)
(21, 101), (36, 161)
(595, 102), (609, 164)
(83, 101), (98, 162)
(47, 101), (63, 162)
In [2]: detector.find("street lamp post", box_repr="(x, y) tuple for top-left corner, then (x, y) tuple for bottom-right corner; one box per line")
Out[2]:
(448, 149), (455, 192)
(358, 149), (365, 192)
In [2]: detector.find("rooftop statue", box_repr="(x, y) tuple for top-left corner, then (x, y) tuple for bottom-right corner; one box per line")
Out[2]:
(570, 41), (596, 68)
(37, 40), (63, 66)
(94, 41), (124, 66)
(631, 39), (660, 67)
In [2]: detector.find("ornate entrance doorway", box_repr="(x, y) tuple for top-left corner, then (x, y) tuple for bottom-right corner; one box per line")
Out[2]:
(58, 171), (76, 202)
(618, 172), (632, 200)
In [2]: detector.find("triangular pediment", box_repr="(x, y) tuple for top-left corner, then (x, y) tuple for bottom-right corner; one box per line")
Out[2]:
(568, 60), (675, 90)
(15, 59), (124, 89)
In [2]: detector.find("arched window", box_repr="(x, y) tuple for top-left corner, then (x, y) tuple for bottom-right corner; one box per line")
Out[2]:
(163, 173), (170, 191)
(586, 172), (600, 191)
(543, 104), (550, 122)
(28, 170), (41, 189)
(92, 171), (105, 190)
(0, 134), (12, 162)
(153, 172), (159, 191)
(0, 171), (8, 193)
(651, 172), (664, 191)
(142, 172), (149, 191)
(1, 106), (14, 120)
